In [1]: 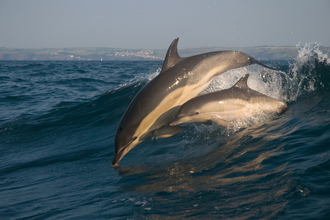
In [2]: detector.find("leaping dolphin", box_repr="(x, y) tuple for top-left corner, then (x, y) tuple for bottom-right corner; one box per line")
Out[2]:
(113, 38), (277, 165)
(170, 74), (287, 127)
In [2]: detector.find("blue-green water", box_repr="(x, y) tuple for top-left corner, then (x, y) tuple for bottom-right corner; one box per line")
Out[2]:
(1, 44), (330, 219)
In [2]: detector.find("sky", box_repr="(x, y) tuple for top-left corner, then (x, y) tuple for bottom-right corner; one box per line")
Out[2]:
(1, 0), (330, 49)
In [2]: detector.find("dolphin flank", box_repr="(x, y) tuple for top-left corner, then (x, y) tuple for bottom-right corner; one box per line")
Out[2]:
(113, 38), (277, 165)
(170, 74), (287, 127)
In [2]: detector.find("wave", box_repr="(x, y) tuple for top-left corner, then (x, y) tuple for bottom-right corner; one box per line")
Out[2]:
(283, 42), (330, 101)
(1, 45), (328, 142)
(16, 44), (330, 136)
(0, 66), (160, 153)
(2, 43), (328, 140)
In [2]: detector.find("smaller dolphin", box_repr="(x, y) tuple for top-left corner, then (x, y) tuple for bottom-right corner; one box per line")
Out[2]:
(170, 74), (287, 127)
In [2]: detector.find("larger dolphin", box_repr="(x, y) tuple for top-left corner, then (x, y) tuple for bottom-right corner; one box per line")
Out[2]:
(170, 74), (287, 127)
(113, 38), (277, 165)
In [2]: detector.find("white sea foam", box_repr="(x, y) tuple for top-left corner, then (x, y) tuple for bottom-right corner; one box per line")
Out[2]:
(198, 42), (329, 131)
(284, 42), (330, 101)
(147, 67), (161, 80)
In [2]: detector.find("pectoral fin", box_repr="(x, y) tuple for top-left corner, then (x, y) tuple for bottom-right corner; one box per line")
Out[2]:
(152, 126), (185, 138)
(212, 117), (232, 127)
(202, 120), (213, 125)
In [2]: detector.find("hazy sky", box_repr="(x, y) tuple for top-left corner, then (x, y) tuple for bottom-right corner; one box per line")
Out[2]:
(1, 0), (329, 49)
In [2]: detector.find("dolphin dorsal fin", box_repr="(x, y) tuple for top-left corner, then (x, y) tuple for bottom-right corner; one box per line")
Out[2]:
(233, 74), (250, 89)
(160, 38), (182, 73)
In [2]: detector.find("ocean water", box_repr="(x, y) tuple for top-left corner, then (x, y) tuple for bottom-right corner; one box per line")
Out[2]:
(1, 44), (330, 219)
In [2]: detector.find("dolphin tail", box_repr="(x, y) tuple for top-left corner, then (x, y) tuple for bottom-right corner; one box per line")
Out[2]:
(251, 58), (278, 71)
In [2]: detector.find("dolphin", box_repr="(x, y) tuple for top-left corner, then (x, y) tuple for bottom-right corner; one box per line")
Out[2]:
(113, 38), (277, 165)
(170, 74), (287, 127)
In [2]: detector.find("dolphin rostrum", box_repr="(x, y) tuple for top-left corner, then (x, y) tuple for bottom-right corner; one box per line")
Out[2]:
(113, 38), (277, 165)
(170, 74), (287, 127)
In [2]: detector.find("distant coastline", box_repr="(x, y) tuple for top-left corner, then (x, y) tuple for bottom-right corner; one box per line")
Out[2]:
(1, 46), (329, 61)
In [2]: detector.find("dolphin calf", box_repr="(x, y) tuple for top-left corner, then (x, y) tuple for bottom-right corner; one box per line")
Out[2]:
(113, 38), (277, 165)
(170, 74), (287, 127)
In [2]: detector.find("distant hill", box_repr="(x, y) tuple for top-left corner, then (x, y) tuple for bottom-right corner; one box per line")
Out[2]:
(0, 46), (329, 61)
(0, 47), (162, 61)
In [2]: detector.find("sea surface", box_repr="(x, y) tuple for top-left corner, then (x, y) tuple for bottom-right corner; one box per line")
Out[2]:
(1, 44), (330, 219)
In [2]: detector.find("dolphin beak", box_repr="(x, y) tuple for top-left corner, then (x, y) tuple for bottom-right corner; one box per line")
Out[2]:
(112, 149), (126, 166)
(112, 137), (137, 166)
